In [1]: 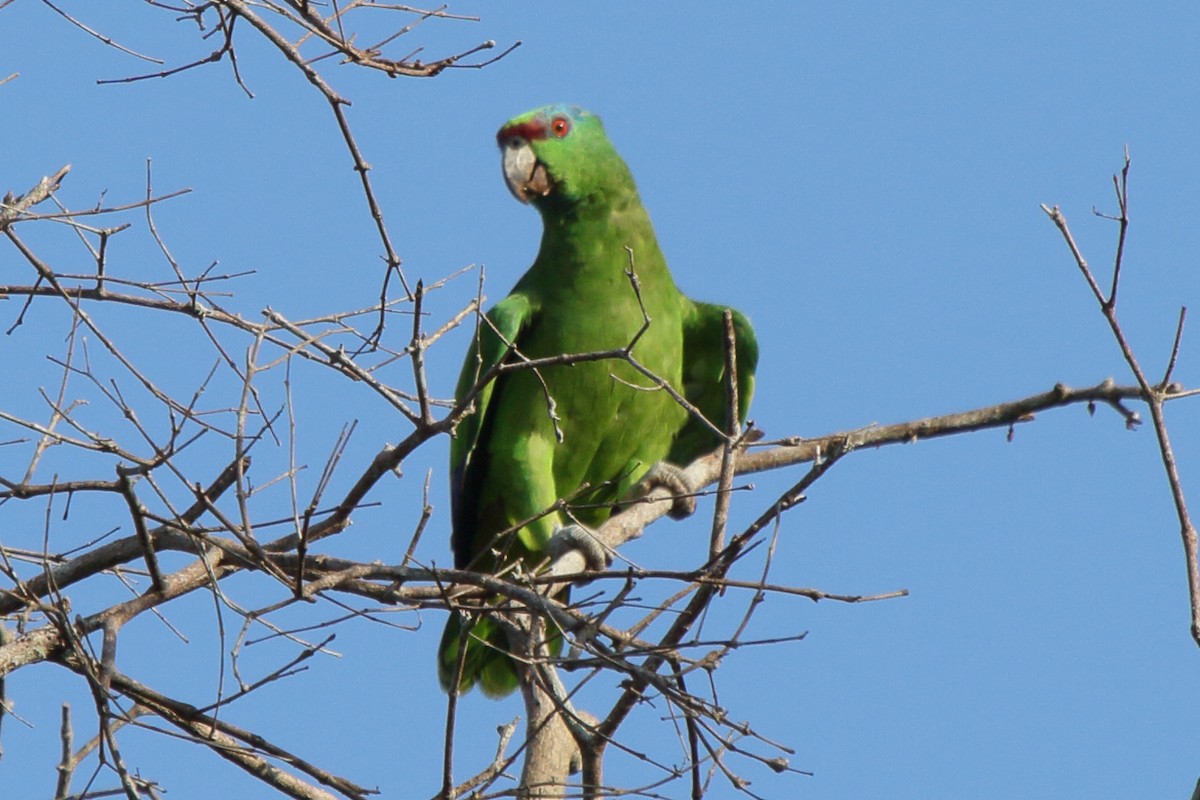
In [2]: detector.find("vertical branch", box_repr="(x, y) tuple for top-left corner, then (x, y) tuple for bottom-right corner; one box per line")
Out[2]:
(518, 657), (577, 797)
(1042, 154), (1200, 646)
(117, 470), (163, 593)
(709, 309), (739, 558)
(285, 355), (307, 596)
(1161, 307), (1187, 387)
(1155, 407), (1200, 645)
(23, 315), (82, 484)
(410, 279), (433, 424)
(401, 470), (434, 567)
(54, 704), (73, 800)
(0, 624), (7, 756)
(441, 681), (459, 800)
(1105, 147), (1131, 308)
(441, 611), (473, 799)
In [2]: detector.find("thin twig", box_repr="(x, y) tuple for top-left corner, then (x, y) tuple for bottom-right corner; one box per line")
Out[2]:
(1042, 153), (1200, 646)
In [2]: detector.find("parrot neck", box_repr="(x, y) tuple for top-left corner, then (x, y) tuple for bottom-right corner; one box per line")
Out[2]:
(528, 200), (677, 294)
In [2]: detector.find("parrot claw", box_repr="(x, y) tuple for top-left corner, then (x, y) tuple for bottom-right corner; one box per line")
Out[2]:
(638, 462), (697, 520)
(549, 523), (612, 572)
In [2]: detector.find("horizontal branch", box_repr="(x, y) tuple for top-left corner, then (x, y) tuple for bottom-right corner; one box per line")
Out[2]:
(547, 378), (1168, 576)
(0, 378), (1182, 678)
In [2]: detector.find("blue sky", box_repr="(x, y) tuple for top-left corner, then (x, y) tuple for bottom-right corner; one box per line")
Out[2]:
(2, 3), (1199, 798)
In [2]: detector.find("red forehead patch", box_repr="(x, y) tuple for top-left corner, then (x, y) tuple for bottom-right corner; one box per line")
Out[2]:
(496, 119), (549, 144)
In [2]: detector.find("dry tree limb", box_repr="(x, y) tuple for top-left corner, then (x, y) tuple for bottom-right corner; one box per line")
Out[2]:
(0, 377), (1176, 665)
(434, 717), (519, 800)
(708, 309), (740, 557)
(0, 165), (71, 231)
(546, 377), (1165, 579)
(0, 371), (1190, 797)
(1041, 151), (1200, 646)
(95, 668), (371, 800)
(38, 0), (163, 63)
(54, 703), (73, 800)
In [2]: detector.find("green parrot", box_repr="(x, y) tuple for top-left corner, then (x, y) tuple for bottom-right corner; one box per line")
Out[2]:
(439, 104), (758, 697)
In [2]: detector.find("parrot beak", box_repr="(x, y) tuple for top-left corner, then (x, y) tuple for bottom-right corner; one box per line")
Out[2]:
(501, 136), (552, 203)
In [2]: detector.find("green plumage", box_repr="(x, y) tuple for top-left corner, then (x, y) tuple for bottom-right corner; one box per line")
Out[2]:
(439, 105), (758, 697)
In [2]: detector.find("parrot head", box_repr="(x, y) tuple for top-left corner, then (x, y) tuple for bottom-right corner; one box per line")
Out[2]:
(497, 104), (636, 210)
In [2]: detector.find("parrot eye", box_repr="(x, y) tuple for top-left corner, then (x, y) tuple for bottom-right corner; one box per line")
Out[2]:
(551, 117), (570, 138)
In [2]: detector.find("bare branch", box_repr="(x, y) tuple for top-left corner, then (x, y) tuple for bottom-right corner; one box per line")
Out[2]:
(0, 165), (70, 231)
(1042, 156), (1200, 646)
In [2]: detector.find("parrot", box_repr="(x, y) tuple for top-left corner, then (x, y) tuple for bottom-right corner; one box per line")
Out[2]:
(438, 104), (758, 697)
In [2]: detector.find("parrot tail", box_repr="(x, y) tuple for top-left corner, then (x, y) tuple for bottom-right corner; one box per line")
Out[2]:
(437, 612), (521, 698)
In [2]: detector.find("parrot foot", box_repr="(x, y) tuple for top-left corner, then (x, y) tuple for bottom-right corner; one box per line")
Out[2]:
(638, 461), (697, 520)
(548, 523), (612, 572)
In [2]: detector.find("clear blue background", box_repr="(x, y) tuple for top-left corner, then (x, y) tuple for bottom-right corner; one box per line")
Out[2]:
(2, 3), (1198, 798)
